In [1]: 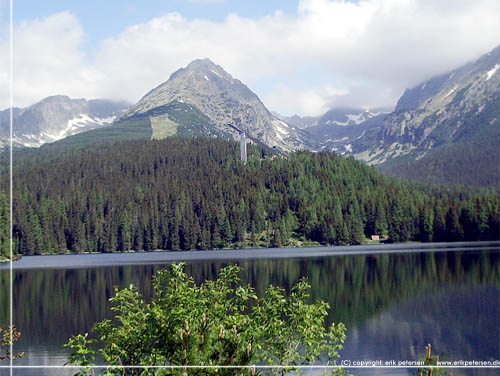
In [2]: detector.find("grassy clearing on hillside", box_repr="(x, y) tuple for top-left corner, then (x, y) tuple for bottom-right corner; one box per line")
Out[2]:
(150, 115), (179, 139)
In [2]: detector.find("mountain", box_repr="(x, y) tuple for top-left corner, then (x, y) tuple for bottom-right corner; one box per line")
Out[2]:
(0, 96), (129, 148)
(115, 58), (317, 153)
(342, 44), (500, 187)
(351, 45), (500, 166)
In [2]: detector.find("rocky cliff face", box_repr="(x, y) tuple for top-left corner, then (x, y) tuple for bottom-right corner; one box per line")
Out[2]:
(0, 96), (129, 148)
(121, 58), (316, 153)
(351, 45), (500, 164)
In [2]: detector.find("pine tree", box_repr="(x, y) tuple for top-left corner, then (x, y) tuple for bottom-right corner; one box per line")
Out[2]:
(0, 191), (9, 259)
(117, 210), (131, 251)
(271, 228), (282, 248)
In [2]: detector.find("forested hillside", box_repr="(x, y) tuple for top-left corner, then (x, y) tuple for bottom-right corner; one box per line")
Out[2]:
(1, 137), (499, 256)
(380, 138), (500, 188)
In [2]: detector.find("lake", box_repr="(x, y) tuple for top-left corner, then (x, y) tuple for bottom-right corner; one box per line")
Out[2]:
(1, 242), (499, 375)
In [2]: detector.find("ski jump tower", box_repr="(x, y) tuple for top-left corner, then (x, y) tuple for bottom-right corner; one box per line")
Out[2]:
(240, 132), (247, 164)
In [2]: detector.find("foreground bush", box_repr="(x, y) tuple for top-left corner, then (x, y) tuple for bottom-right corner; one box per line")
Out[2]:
(66, 263), (348, 375)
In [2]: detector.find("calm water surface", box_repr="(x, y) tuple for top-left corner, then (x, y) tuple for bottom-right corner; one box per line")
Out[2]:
(0, 243), (499, 375)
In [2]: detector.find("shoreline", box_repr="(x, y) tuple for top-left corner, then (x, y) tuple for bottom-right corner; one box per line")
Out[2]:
(1, 240), (499, 270)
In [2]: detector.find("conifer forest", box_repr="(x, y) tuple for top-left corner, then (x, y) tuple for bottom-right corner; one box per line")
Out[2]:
(1, 137), (498, 257)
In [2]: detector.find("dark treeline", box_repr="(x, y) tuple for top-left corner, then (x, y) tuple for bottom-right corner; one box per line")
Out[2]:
(1, 137), (499, 256)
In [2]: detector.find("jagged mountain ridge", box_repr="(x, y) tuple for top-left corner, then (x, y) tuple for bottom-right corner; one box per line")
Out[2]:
(307, 108), (388, 155)
(0, 96), (129, 148)
(315, 108), (384, 128)
(120, 58), (317, 153)
(273, 108), (389, 156)
(351, 44), (500, 165)
(272, 112), (320, 130)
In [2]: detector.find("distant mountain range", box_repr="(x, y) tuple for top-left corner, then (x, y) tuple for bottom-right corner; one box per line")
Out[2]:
(272, 112), (319, 130)
(273, 108), (388, 155)
(0, 96), (129, 148)
(4, 44), (499, 187)
(308, 108), (389, 155)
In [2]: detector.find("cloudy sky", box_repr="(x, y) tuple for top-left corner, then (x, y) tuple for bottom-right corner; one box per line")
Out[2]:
(1, 0), (499, 116)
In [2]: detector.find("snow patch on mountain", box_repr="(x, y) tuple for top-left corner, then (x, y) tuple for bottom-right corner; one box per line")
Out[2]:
(444, 88), (455, 98)
(210, 69), (222, 78)
(40, 114), (118, 142)
(67, 114), (93, 129)
(272, 119), (290, 135)
(94, 116), (116, 125)
(346, 113), (366, 124)
(326, 119), (349, 126)
(486, 64), (500, 80)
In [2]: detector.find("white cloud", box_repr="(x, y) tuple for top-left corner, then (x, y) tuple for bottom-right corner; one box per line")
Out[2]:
(92, 11), (296, 104)
(264, 84), (348, 116)
(0, 11), (103, 109)
(3, 0), (500, 115)
(0, 0), (10, 109)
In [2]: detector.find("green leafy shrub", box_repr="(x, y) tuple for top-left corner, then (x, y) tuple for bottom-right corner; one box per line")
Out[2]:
(66, 263), (348, 375)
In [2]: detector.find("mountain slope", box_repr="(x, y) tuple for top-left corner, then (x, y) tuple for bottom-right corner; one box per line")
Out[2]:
(0, 96), (129, 148)
(341, 44), (500, 187)
(351, 45), (500, 167)
(380, 135), (500, 188)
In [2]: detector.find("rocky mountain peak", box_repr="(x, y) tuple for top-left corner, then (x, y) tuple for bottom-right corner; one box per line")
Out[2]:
(120, 59), (316, 153)
(39, 95), (73, 103)
(127, 58), (260, 117)
(29, 95), (87, 115)
(186, 58), (221, 71)
(167, 58), (228, 82)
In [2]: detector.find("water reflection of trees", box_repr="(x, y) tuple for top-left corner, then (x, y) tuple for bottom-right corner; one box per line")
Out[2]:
(0, 250), (498, 346)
